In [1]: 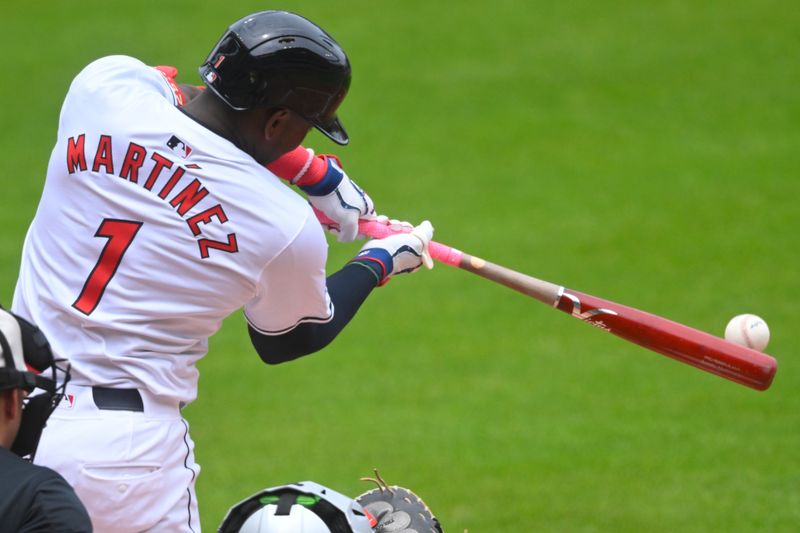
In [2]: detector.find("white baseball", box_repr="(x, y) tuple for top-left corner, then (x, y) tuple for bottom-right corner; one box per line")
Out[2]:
(724, 314), (770, 352)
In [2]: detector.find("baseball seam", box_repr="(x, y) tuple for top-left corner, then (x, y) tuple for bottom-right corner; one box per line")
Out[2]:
(739, 315), (754, 348)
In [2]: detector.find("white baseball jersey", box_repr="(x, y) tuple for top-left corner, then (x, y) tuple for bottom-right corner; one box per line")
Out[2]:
(12, 55), (333, 406)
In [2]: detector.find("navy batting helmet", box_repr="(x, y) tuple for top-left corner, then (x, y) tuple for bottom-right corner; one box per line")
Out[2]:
(200, 11), (352, 145)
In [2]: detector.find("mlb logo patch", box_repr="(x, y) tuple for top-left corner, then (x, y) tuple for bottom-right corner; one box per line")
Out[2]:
(167, 135), (193, 159)
(65, 394), (75, 409)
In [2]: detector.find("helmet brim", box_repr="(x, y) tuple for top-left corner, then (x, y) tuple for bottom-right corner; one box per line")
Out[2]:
(315, 116), (349, 146)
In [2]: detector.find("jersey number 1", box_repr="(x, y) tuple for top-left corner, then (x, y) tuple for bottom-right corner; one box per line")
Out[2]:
(73, 219), (143, 315)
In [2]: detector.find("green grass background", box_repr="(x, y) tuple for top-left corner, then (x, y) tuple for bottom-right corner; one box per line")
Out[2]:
(2, 1), (798, 531)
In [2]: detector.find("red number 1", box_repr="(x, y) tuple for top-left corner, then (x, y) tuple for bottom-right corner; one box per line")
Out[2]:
(73, 219), (143, 315)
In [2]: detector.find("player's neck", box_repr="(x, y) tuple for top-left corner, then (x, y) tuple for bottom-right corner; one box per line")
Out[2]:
(180, 93), (237, 137)
(181, 93), (286, 166)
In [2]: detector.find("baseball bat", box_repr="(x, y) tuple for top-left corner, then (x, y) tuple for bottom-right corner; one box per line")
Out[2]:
(318, 213), (777, 390)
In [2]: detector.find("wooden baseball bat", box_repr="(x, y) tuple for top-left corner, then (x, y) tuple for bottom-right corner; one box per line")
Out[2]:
(318, 213), (778, 390)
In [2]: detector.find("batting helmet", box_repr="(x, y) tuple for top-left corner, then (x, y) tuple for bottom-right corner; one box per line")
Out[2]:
(218, 481), (375, 533)
(200, 10), (352, 145)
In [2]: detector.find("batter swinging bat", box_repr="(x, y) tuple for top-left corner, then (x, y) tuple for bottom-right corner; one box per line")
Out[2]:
(319, 212), (777, 391)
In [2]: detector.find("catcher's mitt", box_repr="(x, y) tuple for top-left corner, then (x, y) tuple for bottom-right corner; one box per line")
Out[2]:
(357, 470), (443, 533)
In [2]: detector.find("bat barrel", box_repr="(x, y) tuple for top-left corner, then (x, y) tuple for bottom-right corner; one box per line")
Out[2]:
(557, 290), (777, 390)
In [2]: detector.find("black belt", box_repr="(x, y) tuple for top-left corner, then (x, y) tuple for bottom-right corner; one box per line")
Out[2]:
(92, 387), (144, 412)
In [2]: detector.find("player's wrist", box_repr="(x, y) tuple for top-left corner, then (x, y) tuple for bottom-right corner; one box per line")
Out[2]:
(349, 248), (392, 285)
(298, 155), (343, 196)
(265, 147), (330, 186)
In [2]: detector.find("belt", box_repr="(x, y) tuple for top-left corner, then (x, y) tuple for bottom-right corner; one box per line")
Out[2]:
(92, 387), (144, 412)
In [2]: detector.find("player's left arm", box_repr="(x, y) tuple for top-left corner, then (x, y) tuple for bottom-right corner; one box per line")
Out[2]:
(270, 150), (375, 243)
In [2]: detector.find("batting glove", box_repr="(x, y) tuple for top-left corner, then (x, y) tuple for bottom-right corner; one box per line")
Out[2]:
(351, 220), (434, 285)
(301, 155), (375, 243)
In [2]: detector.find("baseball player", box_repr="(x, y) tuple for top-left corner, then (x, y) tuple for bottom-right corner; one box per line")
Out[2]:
(12, 10), (433, 532)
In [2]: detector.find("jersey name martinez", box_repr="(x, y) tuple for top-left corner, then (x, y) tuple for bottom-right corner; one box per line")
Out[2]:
(65, 133), (238, 259)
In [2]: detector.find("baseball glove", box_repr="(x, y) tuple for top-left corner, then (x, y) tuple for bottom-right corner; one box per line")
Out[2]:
(357, 470), (443, 533)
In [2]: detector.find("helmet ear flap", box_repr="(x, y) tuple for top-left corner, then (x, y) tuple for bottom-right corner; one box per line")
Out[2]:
(201, 34), (252, 108)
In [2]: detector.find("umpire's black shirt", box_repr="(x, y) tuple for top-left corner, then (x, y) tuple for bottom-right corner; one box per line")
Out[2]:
(0, 446), (91, 532)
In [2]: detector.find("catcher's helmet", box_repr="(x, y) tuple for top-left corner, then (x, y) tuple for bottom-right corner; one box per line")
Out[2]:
(200, 10), (352, 145)
(0, 308), (71, 460)
(219, 481), (375, 533)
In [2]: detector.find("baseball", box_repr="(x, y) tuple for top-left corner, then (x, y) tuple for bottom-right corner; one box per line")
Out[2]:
(724, 314), (770, 352)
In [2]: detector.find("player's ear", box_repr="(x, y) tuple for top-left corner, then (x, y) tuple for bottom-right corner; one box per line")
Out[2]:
(263, 108), (292, 141)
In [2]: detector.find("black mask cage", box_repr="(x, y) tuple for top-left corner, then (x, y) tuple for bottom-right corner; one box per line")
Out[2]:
(11, 357), (71, 460)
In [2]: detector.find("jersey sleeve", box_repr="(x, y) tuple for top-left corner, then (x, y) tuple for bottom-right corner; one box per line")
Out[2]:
(244, 213), (333, 335)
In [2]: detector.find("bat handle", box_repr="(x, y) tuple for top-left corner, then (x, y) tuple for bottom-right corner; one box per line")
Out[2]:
(313, 209), (464, 267)
(429, 241), (465, 267)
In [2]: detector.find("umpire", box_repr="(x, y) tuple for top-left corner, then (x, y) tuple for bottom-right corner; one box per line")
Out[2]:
(0, 308), (91, 532)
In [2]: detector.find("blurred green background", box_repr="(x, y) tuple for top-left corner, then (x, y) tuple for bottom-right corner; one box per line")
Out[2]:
(2, 1), (798, 531)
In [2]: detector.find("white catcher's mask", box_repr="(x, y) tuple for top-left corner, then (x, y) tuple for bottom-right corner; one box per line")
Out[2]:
(219, 481), (375, 533)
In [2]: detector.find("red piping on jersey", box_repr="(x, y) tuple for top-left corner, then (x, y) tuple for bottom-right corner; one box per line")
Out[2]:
(154, 65), (186, 106)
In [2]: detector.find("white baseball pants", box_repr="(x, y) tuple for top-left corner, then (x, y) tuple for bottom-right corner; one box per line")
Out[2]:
(34, 385), (201, 532)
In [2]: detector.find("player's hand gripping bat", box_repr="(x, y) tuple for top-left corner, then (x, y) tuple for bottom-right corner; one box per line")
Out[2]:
(316, 212), (777, 390)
